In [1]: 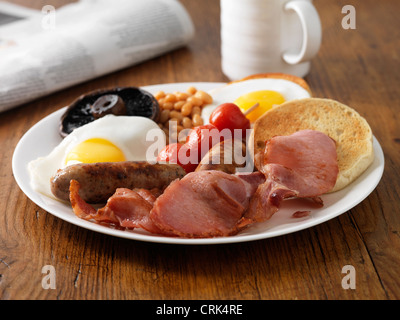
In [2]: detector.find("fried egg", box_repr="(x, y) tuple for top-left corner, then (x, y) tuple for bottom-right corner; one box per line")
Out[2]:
(202, 77), (311, 124)
(28, 115), (165, 199)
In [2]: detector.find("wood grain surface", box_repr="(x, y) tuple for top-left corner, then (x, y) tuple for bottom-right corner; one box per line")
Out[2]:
(1, 0), (399, 301)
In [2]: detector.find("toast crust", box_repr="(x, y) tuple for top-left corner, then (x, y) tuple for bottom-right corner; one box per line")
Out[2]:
(228, 73), (312, 95)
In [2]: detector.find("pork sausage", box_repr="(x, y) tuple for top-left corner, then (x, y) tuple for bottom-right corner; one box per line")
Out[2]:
(51, 161), (186, 203)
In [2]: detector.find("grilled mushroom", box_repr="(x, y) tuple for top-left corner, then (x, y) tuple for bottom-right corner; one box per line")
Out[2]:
(60, 87), (159, 137)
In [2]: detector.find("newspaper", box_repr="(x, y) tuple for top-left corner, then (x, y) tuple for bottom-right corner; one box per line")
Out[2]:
(0, 0), (195, 113)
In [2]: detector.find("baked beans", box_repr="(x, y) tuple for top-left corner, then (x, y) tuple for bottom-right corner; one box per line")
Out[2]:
(155, 87), (212, 144)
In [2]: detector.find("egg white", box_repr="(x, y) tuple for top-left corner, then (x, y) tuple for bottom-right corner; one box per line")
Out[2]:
(28, 115), (165, 199)
(201, 78), (311, 124)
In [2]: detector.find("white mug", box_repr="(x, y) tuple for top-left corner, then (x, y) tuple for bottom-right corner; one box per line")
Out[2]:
(220, 0), (322, 80)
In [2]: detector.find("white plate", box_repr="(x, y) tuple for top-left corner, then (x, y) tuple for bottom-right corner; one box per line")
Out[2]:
(12, 82), (385, 245)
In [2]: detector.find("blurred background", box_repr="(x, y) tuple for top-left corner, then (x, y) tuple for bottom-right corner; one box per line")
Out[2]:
(1, 0), (398, 111)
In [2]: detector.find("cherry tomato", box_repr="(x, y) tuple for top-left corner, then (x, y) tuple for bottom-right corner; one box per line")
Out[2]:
(157, 143), (197, 173)
(185, 124), (222, 162)
(157, 143), (182, 164)
(209, 103), (250, 139)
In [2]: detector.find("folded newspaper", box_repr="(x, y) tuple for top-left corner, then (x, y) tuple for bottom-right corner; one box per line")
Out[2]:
(0, 0), (195, 112)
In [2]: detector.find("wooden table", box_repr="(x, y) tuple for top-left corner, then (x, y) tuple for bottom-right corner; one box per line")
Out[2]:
(1, 0), (399, 301)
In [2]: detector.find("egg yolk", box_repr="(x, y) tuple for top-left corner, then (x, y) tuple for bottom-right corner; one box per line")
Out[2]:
(65, 138), (126, 165)
(234, 90), (285, 122)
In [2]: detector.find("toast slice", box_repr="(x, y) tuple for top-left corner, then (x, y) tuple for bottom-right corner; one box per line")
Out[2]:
(249, 98), (374, 192)
(228, 73), (312, 95)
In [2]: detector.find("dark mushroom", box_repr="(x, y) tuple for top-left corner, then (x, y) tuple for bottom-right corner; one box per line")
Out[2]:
(91, 95), (126, 119)
(59, 87), (160, 137)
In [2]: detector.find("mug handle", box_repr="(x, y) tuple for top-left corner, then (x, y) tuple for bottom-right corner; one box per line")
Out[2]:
(282, 0), (322, 65)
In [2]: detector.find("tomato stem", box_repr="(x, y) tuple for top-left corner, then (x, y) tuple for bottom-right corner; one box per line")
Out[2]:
(243, 103), (260, 116)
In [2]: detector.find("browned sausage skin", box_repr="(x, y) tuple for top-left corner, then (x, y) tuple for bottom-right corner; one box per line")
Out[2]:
(51, 161), (186, 203)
